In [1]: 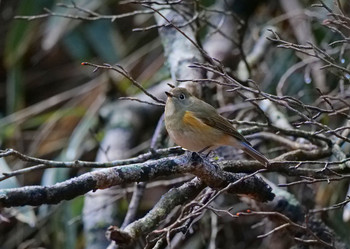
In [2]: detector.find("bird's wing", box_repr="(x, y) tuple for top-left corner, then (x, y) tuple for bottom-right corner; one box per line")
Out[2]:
(190, 102), (250, 144)
(189, 100), (269, 166)
(202, 115), (250, 144)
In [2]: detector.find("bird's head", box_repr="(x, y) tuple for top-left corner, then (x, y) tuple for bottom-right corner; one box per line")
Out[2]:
(165, 87), (194, 111)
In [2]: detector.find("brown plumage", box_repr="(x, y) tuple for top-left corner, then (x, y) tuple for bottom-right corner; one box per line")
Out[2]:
(164, 87), (269, 166)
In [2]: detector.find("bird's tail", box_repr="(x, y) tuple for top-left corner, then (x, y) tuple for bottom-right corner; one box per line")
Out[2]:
(240, 142), (269, 167)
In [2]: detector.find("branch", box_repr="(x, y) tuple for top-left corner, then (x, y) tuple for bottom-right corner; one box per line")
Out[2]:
(0, 153), (274, 207)
(15, 3), (158, 22)
(107, 177), (205, 246)
(237, 211), (338, 248)
(188, 63), (350, 143)
(108, 168), (267, 247)
(118, 97), (165, 107)
(81, 62), (166, 104)
(0, 147), (184, 181)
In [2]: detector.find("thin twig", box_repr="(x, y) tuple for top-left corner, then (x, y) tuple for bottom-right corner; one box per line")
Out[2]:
(81, 62), (165, 104)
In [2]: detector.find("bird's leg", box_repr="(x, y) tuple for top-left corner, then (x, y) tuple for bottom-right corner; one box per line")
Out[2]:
(198, 146), (213, 158)
(205, 150), (213, 158)
(198, 146), (211, 154)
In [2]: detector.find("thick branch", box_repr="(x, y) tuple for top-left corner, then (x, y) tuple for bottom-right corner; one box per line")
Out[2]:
(0, 147), (184, 181)
(0, 153), (274, 207)
(107, 177), (205, 246)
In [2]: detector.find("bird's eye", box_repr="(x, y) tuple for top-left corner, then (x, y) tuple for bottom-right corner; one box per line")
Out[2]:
(179, 94), (185, 100)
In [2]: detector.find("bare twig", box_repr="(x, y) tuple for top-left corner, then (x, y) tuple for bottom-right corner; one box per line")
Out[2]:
(237, 211), (335, 248)
(118, 97), (165, 107)
(15, 3), (159, 22)
(309, 196), (350, 214)
(81, 62), (165, 104)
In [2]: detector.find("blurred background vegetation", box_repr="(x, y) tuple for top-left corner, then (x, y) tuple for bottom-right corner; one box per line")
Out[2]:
(1, 0), (350, 249)
(1, 1), (167, 248)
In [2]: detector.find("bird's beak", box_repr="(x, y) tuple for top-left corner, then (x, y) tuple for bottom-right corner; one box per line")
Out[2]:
(165, 91), (173, 98)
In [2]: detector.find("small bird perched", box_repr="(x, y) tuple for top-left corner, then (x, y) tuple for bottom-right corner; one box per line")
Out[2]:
(164, 87), (269, 166)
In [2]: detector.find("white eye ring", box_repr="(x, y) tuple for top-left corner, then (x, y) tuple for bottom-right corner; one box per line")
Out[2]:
(179, 94), (185, 100)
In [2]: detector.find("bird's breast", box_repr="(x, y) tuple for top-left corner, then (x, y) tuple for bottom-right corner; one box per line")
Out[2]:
(165, 110), (225, 152)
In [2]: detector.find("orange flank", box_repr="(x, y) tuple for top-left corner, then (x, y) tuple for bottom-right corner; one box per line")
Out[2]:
(216, 133), (233, 146)
(183, 111), (211, 131)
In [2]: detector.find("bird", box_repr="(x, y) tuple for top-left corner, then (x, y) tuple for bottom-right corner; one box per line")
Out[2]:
(164, 87), (269, 166)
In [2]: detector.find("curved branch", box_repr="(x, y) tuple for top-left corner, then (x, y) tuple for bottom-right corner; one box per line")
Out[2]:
(107, 177), (205, 246)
